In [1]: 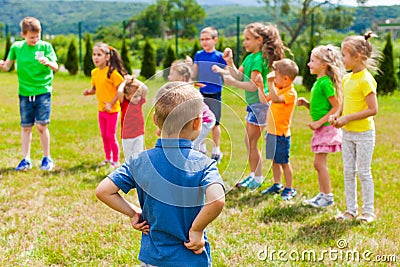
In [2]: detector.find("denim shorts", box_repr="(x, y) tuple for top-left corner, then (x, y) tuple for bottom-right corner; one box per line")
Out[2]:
(266, 133), (291, 164)
(19, 92), (52, 127)
(245, 102), (269, 126)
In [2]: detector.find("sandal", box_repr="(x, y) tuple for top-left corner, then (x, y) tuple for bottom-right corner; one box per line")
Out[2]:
(357, 213), (376, 223)
(336, 211), (357, 222)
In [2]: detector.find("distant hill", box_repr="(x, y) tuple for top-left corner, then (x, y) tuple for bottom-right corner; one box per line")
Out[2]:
(0, 0), (399, 37)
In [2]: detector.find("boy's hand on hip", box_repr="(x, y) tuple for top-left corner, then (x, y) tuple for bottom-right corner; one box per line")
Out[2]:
(130, 214), (150, 235)
(184, 229), (205, 254)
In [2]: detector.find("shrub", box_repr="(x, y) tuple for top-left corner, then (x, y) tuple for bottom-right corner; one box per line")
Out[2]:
(375, 32), (399, 95)
(65, 40), (79, 75)
(83, 34), (95, 77)
(140, 39), (156, 79)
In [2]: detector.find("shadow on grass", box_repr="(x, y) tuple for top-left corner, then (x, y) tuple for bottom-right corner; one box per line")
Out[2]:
(224, 186), (266, 208)
(260, 202), (326, 224)
(0, 167), (17, 176)
(292, 218), (359, 245)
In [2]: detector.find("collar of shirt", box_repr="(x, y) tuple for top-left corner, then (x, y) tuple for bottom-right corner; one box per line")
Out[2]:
(155, 138), (193, 148)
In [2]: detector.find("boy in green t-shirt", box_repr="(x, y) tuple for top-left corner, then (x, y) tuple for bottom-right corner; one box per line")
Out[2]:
(0, 17), (59, 171)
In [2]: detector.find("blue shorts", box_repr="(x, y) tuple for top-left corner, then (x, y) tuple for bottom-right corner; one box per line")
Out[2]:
(19, 93), (52, 127)
(266, 133), (291, 164)
(245, 102), (269, 126)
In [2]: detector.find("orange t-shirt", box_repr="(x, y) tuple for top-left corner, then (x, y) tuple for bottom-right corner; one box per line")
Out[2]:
(266, 85), (297, 136)
(91, 66), (124, 112)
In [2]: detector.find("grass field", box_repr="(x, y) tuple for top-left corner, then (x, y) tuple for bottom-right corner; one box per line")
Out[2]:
(0, 71), (399, 266)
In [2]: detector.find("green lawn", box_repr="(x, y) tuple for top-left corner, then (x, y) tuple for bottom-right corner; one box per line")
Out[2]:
(0, 72), (399, 266)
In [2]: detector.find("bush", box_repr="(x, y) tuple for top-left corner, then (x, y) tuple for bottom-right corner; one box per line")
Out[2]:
(4, 34), (14, 71)
(302, 38), (316, 91)
(121, 38), (132, 75)
(83, 34), (95, 77)
(162, 45), (176, 80)
(375, 32), (399, 95)
(140, 39), (156, 79)
(65, 40), (79, 75)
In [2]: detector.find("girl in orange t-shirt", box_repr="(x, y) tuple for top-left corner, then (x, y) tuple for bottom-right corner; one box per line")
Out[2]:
(83, 42), (127, 167)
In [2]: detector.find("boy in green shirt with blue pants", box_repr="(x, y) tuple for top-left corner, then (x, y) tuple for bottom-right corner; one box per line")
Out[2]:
(0, 17), (59, 171)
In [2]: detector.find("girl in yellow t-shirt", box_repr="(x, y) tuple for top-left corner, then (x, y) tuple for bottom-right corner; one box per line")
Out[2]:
(83, 42), (127, 168)
(330, 32), (379, 223)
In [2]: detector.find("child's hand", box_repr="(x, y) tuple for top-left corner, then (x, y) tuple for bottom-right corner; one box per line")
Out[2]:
(37, 56), (50, 66)
(83, 89), (91, 96)
(297, 97), (309, 107)
(0, 60), (4, 69)
(103, 102), (112, 112)
(222, 48), (233, 64)
(184, 229), (205, 254)
(331, 115), (348, 128)
(130, 213), (150, 235)
(211, 64), (228, 75)
(185, 55), (193, 65)
(309, 121), (322, 131)
(221, 74), (236, 86)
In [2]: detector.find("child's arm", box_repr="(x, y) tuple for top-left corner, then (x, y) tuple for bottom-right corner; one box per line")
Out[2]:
(117, 80), (126, 103)
(297, 97), (310, 109)
(83, 86), (96, 96)
(309, 95), (339, 130)
(96, 177), (150, 234)
(0, 59), (13, 72)
(38, 57), (59, 72)
(184, 183), (225, 254)
(222, 48), (244, 81)
(333, 92), (378, 128)
(212, 64), (259, 92)
(267, 72), (285, 103)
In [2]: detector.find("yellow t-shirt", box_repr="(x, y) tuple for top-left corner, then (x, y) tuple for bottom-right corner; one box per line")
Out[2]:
(342, 69), (377, 132)
(91, 66), (124, 112)
(266, 85), (297, 136)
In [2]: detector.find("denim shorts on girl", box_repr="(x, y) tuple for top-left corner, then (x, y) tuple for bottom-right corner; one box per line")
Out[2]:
(245, 102), (269, 126)
(266, 133), (291, 164)
(19, 92), (51, 127)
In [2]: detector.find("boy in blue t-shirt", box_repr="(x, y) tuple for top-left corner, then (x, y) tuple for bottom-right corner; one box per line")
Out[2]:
(96, 82), (225, 266)
(187, 27), (227, 163)
(0, 17), (59, 171)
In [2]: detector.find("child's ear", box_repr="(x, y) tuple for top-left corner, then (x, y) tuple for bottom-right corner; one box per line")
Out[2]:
(192, 116), (202, 131)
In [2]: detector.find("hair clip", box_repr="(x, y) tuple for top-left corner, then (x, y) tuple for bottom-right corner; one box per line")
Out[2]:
(109, 46), (114, 51)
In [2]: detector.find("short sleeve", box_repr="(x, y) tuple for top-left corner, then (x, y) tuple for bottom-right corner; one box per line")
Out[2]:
(108, 162), (136, 194)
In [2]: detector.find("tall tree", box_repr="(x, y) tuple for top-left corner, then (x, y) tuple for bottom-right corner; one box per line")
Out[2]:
(83, 33), (95, 77)
(135, 0), (205, 39)
(65, 40), (79, 75)
(3, 34), (14, 71)
(163, 45), (176, 80)
(375, 32), (398, 95)
(121, 38), (132, 75)
(260, 0), (354, 48)
(140, 39), (156, 79)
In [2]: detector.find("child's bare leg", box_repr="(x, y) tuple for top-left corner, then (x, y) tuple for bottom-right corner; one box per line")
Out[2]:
(21, 126), (33, 159)
(272, 162), (282, 184)
(282, 163), (293, 188)
(314, 153), (331, 194)
(245, 123), (263, 177)
(37, 124), (50, 157)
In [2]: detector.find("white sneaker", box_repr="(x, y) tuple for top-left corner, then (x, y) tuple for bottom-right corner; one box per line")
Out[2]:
(303, 192), (323, 206)
(309, 194), (334, 208)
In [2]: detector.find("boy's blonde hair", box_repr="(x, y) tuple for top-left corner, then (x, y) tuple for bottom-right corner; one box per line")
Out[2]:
(272, 58), (299, 81)
(20, 17), (41, 34)
(171, 60), (192, 82)
(200, 27), (218, 38)
(311, 45), (345, 103)
(342, 31), (379, 71)
(154, 82), (203, 135)
(123, 76), (141, 97)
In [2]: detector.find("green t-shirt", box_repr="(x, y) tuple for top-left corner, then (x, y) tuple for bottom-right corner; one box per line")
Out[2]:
(241, 51), (269, 104)
(310, 75), (335, 126)
(8, 40), (57, 96)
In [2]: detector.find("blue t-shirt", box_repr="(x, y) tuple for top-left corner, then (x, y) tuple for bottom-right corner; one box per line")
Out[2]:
(194, 50), (227, 94)
(108, 139), (225, 267)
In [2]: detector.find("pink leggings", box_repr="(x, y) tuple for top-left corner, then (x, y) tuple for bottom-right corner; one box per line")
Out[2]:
(98, 111), (119, 162)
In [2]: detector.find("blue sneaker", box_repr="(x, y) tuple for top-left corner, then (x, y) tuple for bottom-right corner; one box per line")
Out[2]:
(281, 188), (297, 200)
(40, 157), (54, 171)
(236, 175), (253, 188)
(261, 183), (283, 195)
(247, 178), (261, 190)
(15, 158), (32, 171)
